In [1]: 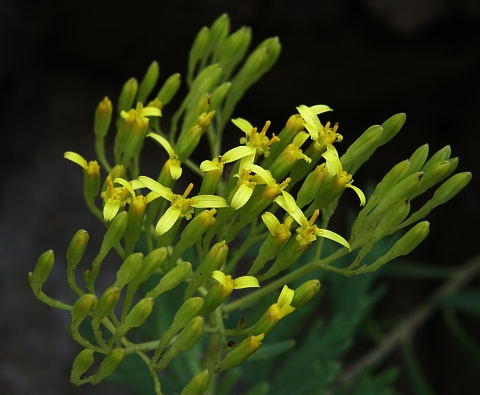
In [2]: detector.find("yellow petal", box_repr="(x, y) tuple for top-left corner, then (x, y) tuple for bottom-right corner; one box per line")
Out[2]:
(103, 199), (121, 222)
(231, 118), (254, 133)
(261, 212), (281, 236)
(114, 178), (136, 198)
(221, 146), (255, 163)
(315, 228), (351, 251)
(277, 285), (294, 308)
(147, 133), (175, 157)
(200, 160), (222, 172)
(64, 151), (87, 169)
(212, 270), (227, 287)
(155, 206), (181, 235)
(230, 183), (254, 210)
(233, 276), (260, 289)
(138, 176), (173, 201)
(347, 184), (366, 206)
(191, 195), (228, 208)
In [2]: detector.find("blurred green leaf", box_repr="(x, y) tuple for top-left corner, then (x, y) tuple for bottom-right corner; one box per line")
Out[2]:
(401, 338), (437, 395)
(436, 288), (480, 316)
(338, 365), (398, 395)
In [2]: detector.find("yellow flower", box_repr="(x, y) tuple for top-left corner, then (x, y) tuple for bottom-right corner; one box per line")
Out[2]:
(274, 196), (351, 250)
(120, 102), (161, 127)
(231, 118), (279, 160)
(211, 270), (260, 289)
(138, 176), (228, 235)
(99, 176), (144, 221)
(296, 104), (342, 146)
(147, 132), (182, 180)
(200, 145), (255, 172)
(321, 145), (366, 206)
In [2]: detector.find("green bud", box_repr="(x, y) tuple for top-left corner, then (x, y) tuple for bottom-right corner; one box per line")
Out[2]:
(199, 168), (223, 195)
(197, 280), (233, 316)
(117, 77), (138, 113)
(373, 198), (411, 238)
(94, 96), (112, 139)
(114, 297), (155, 342)
(187, 26), (210, 85)
(146, 261), (192, 299)
(291, 279), (321, 309)
(157, 73), (181, 106)
(176, 124), (205, 162)
(209, 14), (230, 63)
(134, 247), (168, 284)
(379, 112), (406, 146)
(30, 249), (55, 295)
(181, 370), (210, 395)
(407, 144), (430, 174)
(71, 294), (97, 323)
(340, 125), (383, 175)
(94, 286), (120, 318)
(137, 61), (159, 104)
(156, 297), (204, 353)
(217, 26), (252, 78)
(91, 347), (125, 384)
(101, 211), (129, 253)
(124, 195), (147, 256)
(209, 82), (231, 111)
(83, 160), (101, 198)
(410, 160), (452, 200)
(355, 221), (430, 275)
(113, 252), (143, 290)
(185, 241), (228, 300)
(70, 348), (94, 385)
(422, 145), (451, 171)
(67, 230), (89, 271)
(215, 334), (264, 373)
(296, 164), (329, 208)
(157, 317), (204, 370)
(169, 209), (217, 266)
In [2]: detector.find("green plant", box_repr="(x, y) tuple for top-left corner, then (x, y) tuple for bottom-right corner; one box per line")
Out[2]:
(29, 14), (473, 395)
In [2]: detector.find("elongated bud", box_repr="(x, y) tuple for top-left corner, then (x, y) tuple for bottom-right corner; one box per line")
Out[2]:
(94, 96), (112, 139)
(91, 348), (125, 384)
(67, 230), (89, 271)
(197, 277), (234, 316)
(113, 252), (143, 290)
(124, 195), (147, 256)
(70, 348), (94, 385)
(134, 247), (168, 284)
(84, 161), (101, 198)
(117, 78), (138, 113)
(422, 145), (451, 171)
(137, 61), (159, 104)
(146, 261), (192, 299)
(215, 334), (264, 372)
(71, 294), (97, 323)
(356, 222), (430, 275)
(209, 14), (230, 61)
(101, 211), (128, 253)
(209, 82), (231, 111)
(430, 172), (472, 207)
(157, 73), (181, 106)
(291, 279), (321, 309)
(296, 164), (329, 208)
(156, 297), (204, 353)
(157, 317), (204, 369)
(408, 144), (430, 174)
(29, 249), (54, 295)
(184, 241), (228, 299)
(372, 198), (411, 239)
(217, 26), (252, 78)
(379, 112), (406, 146)
(199, 167), (223, 195)
(410, 159), (452, 200)
(94, 286), (120, 318)
(340, 125), (384, 175)
(187, 26), (210, 85)
(181, 370), (210, 395)
(170, 209), (217, 266)
(125, 297), (154, 328)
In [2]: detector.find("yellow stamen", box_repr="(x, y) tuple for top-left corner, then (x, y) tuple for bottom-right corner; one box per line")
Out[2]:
(183, 183), (194, 198)
(309, 209), (320, 225)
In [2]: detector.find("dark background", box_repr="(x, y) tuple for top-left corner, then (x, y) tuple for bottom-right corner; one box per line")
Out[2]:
(1, 0), (479, 394)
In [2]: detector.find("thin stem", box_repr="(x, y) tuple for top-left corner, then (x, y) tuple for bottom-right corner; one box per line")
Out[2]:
(338, 253), (480, 388)
(184, 158), (204, 178)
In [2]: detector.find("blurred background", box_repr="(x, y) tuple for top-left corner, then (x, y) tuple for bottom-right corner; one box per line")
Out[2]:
(1, 0), (479, 394)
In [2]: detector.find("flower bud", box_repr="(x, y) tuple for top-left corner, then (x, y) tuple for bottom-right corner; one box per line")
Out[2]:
(209, 82), (231, 111)
(124, 195), (147, 256)
(296, 164), (329, 208)
(184, 241), (228, 300)
(408, 144), (429, 174)
(29, 249), (55, 295)
(156, 297), (204, 352)
(181, 369), (210, 395)
(117, 77), (138, 113)
(134, 247), (168, 284)
(291, 279), (321, 309)
(71, 294), (97, 323)
(422, 145), (451, 171)
(215, 334), (264, 372)
(340, 125), (383, 175)
(84, 160), (101, 199)
(67, 230), (89, 271)
(410, 159), (452, 200)
(94, 286), (120, 318)
(70, 348), (94, 385)
(91, 347), (125, 384)
(218, 26), (252, 78)
(197, 279), (233, 316)
(146, 261), (192, 299)
(113, 252), (143, 290)
(169, 209), (217, 266)
(209, 14), (230, 61)
(379, 112), (406, 146)
(157, 73), (181, 107)
(137, 61), (159, 104)
(187, 26), (210, 85)
(101, 211), (129, 253)
(114, 297), (155, 342)
(199, 167), (223, 195)
(372, 198), (411, 239)
(157, 317), (204, 369)
(94, 96), (112, 139)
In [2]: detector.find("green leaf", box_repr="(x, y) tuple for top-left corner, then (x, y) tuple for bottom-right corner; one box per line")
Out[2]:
(436, 288), (480, 317)
(401, 338), (437, 395)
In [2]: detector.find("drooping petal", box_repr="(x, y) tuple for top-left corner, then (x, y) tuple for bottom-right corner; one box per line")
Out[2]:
(64, 151), (87, 169)
(114, 178), (136, 198)
(200, 160), (222, 172)
(142, 106), (162, 118)
(310, 105), (332, 115)
(262, 212), (281, 236)
(315, 228), (351, 251)
(280, 190), (297, 214)
(231, 118), (254, 133)
(170, 163), (183, 180)
(145, 191), (161, 204)
(138, 176), (173, 201)
(322, 148), (342, 177)
(221, 146), (255, 163)
(191, 195), (228, 208)
(212, 270), (227, 287)
(155, 206), (182, 235)
(103, 199), (121, 222)
(147, 133), (175, 157)
(230, 183), (254, 210)
(277, 285), (294, 308)
(274, 195), (304, 224)
(347, 184), (366, 206)
(250, 164), (274, 185)
(233, 276), (260, 289)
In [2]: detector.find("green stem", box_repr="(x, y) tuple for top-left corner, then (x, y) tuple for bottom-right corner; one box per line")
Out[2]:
(184, 158), (204, 178)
